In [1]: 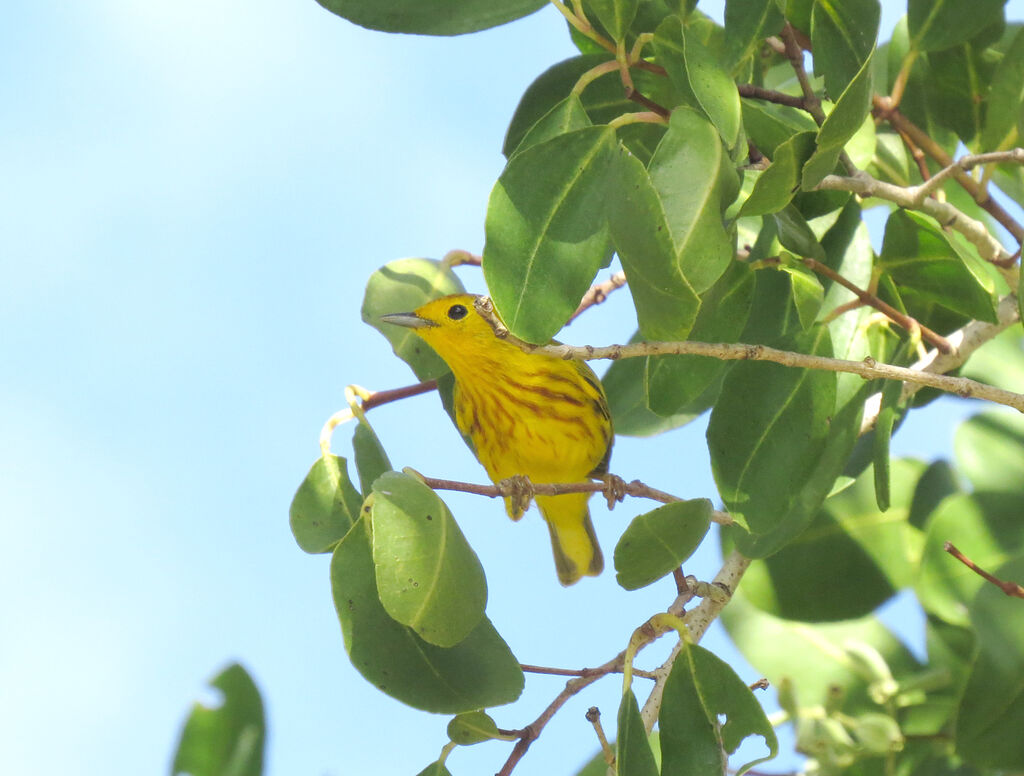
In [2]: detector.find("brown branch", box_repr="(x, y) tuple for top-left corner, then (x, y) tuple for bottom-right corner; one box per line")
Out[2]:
(520, 663), (657, 679)
(418, 473), (735, 526)
(944, 542), (1024, 598)
(737, 83), (809, 110)
(567, 271), (627, 324)
(672, 567), (689, 595)
(873, 98), (1024, 244)
(362, 379), (437, 411)
(802, 257), (953, 353)
(585, 707), (615, 767)
(780, 22), (825, 125)
(626, 87), (670, 117)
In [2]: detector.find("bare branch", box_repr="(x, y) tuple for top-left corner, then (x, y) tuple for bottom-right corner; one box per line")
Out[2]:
(945, 541), (1024, 598)
(567, 271), (627, 324)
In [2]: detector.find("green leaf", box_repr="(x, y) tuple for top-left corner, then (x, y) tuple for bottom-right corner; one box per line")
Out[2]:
(722, 593), (922, 713)
(584, 0), (639, 41)
(982, 27), (1024, 150)
(613, 499), (712, 590)
(955, 410), (1024, 492)
(370, 471), (486, 647)
(511, 95), (592, 156)
(778, 262), (824, 329)
(916, 491), (1024, 626)
(608, 147), (700, 342)
(736, 459), (925, 621)
(314, 0), (545, 35)
(171, 663), (265, 776)
(955, 557), (1024, 768)
(654, 18), (742, 146)
(362, 258), (465, 381)
(603, 335), (705, 437)
(447, 711), (502, 745)
(773, 205), (826, 260)
(724, 0), (783, 72)
(289, 455), (363, 554)
(484, 126), (617, 343)
(741, 100), (818, 157)
(646, 109), (737, 294)
(811, 0), (880, 99)
(644, 260), (754, 416)
(616, 689), (659, 776)
(924, 31), (1001, 144)
(659, 642), (778, 776)
(708, 326), (836, 537)
(908, 0), (1006, 52)
(413, 762), (453, 776)
(878, 210), (998, 323)
(503, 55), (671, 158)
(331, 518), (523, 713)
(802, 48), (876, 189)
(739, 131), (817, 216)
(353, 421), (392, 497)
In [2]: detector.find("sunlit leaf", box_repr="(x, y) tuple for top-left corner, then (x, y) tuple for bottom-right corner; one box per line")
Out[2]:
(315, 0), (545, 35)
(289, 455), (362, 554)
(614, 499), (712, 590)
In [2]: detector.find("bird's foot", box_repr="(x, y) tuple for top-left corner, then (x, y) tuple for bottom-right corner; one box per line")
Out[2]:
(497, 474), (534, 520)
(600, 474), (627, 510)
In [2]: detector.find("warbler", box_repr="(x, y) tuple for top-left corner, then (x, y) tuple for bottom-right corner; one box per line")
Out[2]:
(382, 294), (613, 585)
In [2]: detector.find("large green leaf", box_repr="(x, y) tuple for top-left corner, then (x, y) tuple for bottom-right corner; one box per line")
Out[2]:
(353, 420), (392, 497)
(741, 99), (818, 157)
(370, 472), (486, 647)
(739, 131), (817, 216)
(503, 55), (672, 157)
(722, 594), (922, 713)
(608, 146), (701, 342)
(362, 257), (465, 381)
(737, 459), (925, 622)
(878, 210), (998, 323)
(603, 335), (706, 437)
(707, 326), (837, 539)
(510, 95), (592, 156)
(585, 0), (639, 41)
(616, 689), (659, 776)
(331, 518), (523, 713)
(802, 47), (876, 188)
(982, 26), (1024, 149)
(613, 499), (712, 590)
(289, 455), (363, 554)
(654, 17), (742, 146)
(314, 0), (545, 35)
(484, 126), (617, 342)
(954, 411), (1024, 492)
(171, 663), (265, 776)
(659, 642), (778, 775)
(955, 557), (1024, 768)
(643, 260), (754, 416)
(908, 0), (1007, 52)
(811, 0), (880, 99)
(924, 29), (1001, 144)
(723, 0), (783, 72)
(645, 108), (737, 294)
(916, 491), (1024, 626)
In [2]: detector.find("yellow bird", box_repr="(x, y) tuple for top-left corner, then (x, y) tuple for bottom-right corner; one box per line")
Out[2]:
(382, 294), (613, 585)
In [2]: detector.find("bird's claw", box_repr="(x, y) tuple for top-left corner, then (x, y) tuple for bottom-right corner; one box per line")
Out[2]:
(601, 474), (627, 510)
(497, 474), (534, 520)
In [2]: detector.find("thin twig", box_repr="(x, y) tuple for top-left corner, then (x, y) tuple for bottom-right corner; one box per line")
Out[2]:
(944, 542), (1024, 598)
(874, 98), (1024, 245)
(736, 83), (808, 110)
(520, 663), (657, 679)
(472, 298), (1024, 414)
(640, 551), (752, 731)
(780, 22), (824, 125)
(860, 293), (1020, 431)
(802, 258), (953, 353)
(418, 474), (735, 526)
(585, 707), (615, 766)
(441, 249), (481, 267)
(567, 271), (627, 324)
(319, 380), (438, 453)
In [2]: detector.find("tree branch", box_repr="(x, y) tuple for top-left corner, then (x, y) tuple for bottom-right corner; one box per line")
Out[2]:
(567, 271), (627, 324)
(945, 541), (1024, 598)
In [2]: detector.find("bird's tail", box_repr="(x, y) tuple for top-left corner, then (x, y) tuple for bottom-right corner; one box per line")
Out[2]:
(537, 493), (604, 586)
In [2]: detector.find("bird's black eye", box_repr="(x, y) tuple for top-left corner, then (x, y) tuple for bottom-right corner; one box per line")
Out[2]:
(447, 304), (468, 321)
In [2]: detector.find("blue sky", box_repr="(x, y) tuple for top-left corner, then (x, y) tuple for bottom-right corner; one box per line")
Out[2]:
(2, 1), (1020, 774)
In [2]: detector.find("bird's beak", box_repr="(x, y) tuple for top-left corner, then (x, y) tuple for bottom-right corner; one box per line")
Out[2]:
(380, 312), (436, 329)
